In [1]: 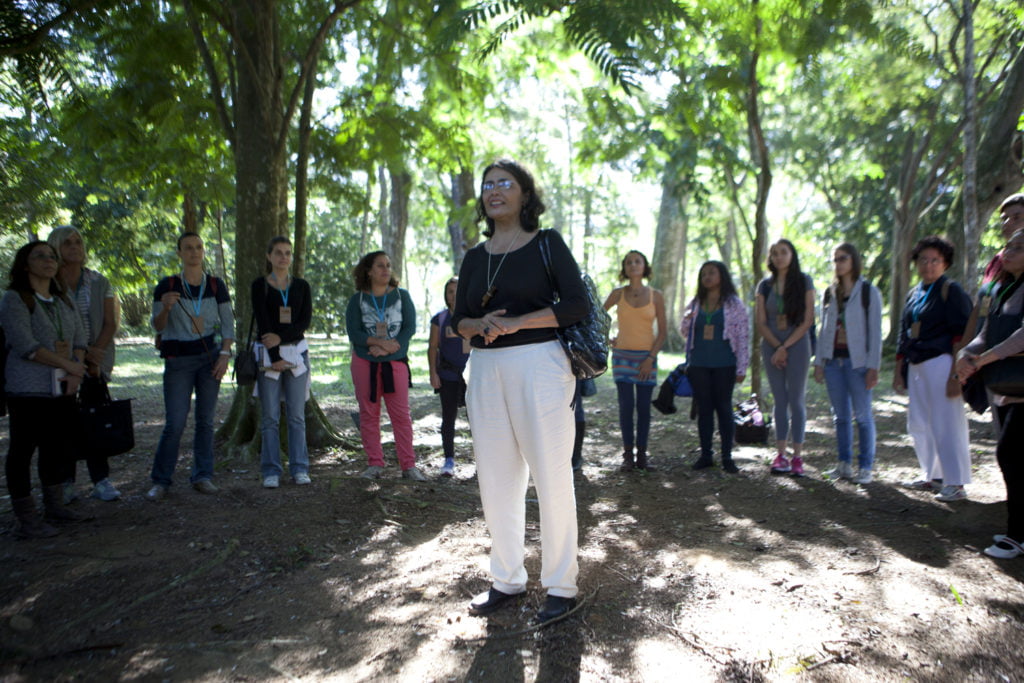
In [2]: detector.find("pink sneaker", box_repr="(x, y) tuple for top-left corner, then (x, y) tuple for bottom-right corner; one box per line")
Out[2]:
(790, 456), (805, 477)
(770, 453), (791, 473)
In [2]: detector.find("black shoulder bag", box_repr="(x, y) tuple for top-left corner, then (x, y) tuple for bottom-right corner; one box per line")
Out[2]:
(233, 308), (258, 385)
(538, 230), (611, 380)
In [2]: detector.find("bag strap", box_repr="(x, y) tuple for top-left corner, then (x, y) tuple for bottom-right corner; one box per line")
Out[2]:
(537, 229), (558, 300)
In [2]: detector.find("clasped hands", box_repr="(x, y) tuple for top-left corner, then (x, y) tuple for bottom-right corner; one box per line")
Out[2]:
(369, 336), (400, 357)
(475, 310), (523, 345)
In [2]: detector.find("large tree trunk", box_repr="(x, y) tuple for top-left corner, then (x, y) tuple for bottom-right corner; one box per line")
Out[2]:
(447, 167), (476, 271)
(293, 47), (318, 279)
(745, 22), (770, 399)
(651, 169), (688, 351)
(383, 165), (411, 278)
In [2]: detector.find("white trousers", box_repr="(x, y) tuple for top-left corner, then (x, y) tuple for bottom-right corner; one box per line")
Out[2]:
(907, 354), (971, 485)
(466, 340), (579, 598)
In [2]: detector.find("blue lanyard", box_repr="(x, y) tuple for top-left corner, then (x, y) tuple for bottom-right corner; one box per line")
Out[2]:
(181, 272), (206, 318)
(911, 280), (936, 323)
(371, 290), (388, 321)
(270, 274), (290, 307)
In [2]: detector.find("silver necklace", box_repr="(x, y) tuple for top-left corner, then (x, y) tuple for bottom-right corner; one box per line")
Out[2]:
(482, 230), (524, 307)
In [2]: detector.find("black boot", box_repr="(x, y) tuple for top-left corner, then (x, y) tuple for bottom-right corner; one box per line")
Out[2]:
(651, 380), (677, 415)
(11, 496), (58, 539)
(42, 485), (82, 522)
(635, 449), (655, 471)
(692, 454), (714, 470)
(619, 448), (635, 472)
(571, 421), (585, 471)
(722, 456), (739, 474)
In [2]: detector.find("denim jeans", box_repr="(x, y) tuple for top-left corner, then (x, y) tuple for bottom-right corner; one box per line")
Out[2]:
(687, 365), (736, 460)
(616, 382), (654, 450)
(151, 353), (221, 487)
(823, 357), (876, 470)
(258, 351), (310, 478)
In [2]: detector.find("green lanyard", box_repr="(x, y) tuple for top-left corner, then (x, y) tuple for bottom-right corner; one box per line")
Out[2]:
(775, 282), (785, 314)
(994, 277), (1020, 313)
(40, 298), (64, 341)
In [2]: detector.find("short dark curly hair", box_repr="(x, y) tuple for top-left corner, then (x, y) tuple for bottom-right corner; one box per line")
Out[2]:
(352, 251), (399, 291)
(618, 250), (652, 280)
(910, 235), (954, 267)
(475, 159), (546, 237)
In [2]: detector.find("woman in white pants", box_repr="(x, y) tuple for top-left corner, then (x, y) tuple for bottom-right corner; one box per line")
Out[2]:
(893, 236), (972, 501)
(452, 159), (588, 626)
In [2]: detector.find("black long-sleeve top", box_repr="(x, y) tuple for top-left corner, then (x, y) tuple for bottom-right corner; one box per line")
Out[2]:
(251, 276), (312, 362)
(451, 229), (589, 349)
(896, 274), (971, 364)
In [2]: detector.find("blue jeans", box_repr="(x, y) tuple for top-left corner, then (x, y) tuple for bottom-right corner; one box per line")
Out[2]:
(616, 383), (653, 449)
(258, 351), (310, 477)
(151, 353), (222, 487)
(823, 357), (876, 470)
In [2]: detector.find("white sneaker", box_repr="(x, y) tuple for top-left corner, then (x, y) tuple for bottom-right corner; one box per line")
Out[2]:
(440, 461), (455, 478)
(262, 475), (280, 489)
(984, 537), (1024, 559)
(935, 485), (967, 502)
(294, 472), (312, 485)
(91, 478), (121, 501)
(146, 484), (167, 502)
(825, 462), (854, 480)
(852, 469), (873, 485)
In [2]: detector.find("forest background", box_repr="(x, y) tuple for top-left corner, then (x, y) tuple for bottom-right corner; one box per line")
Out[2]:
(1, 0), (1023, 409)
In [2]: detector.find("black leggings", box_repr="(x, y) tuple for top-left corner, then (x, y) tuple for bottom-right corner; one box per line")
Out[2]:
(996, 404), (1024, 541)
(438, 378), (465, 460)
(687, 365), (737, 459)
(5, 395), (77, 498)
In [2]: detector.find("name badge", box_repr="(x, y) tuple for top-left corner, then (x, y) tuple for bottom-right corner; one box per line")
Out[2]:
(375, 321), (388, 337)
(54, 340), (71, 359)
(279, 306), (292, 324)
(979, 296), (992, 318)
(191, 316), (205, 335)
(776, 314), (789, 330)
(703, 324), (715, 340)
(910, 321), (921, 339)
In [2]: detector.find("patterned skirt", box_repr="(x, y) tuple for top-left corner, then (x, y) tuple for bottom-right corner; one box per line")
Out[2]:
(612, 348), (657, 386)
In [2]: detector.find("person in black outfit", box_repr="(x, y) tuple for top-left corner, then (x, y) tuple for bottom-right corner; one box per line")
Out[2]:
(957, 230), (1024, 557)
(252, 236), (314, 488)
(452, 159), (588, 625)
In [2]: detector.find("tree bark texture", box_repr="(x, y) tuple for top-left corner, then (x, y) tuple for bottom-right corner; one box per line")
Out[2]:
(745, 24), (770, 400)
(651, 170), (688, 351)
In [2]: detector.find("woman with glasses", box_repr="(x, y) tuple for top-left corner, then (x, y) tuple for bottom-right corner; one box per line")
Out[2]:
(147, 232), (234, 501)
(755, 239), (815, 476)
(452, 159), (588, 626)
(813, 244), (883, 484)
(1, 241), (87, 537)
(603, 250), (666, 471)
(47, 226), (121, 503)
(253, 236), (313, 488)
(957, 230), (1024, 557)
(894, 236), (971, 502)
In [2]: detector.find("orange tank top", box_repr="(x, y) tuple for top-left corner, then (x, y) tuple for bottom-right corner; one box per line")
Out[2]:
(616, 294), (656, 349)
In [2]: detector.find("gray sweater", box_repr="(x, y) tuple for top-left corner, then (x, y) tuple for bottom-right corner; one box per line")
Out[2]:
(814, 278), (884, 371)
(0, 290), (87, 397)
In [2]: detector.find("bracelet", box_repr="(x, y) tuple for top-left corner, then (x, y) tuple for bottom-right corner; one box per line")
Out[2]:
(219, 350), (231, 357)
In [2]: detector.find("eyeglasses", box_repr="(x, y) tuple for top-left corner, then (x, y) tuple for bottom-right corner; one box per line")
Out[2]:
(481, 179), (515, 192)
(832, 255), (850, 263)
(1004, 244), (1024, 254)
(917, 257), (944, 266)
(29, 252), (57, 261)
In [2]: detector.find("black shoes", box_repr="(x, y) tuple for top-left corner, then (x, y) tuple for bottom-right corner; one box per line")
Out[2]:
(722, 458), (740, 474)
(468, 588), (523, 616)
(691, 455), (714, 470)
(535, 595), (577, 625)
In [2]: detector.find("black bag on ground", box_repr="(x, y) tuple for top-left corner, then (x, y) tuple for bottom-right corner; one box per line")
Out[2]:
(734, 394), (770, 445)
(538, 230), (611, 380)
(77, 376), (134, 458)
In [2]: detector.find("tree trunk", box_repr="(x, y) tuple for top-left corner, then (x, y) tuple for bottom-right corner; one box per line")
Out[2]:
(383, 165), (411, 277)
(961, 0), (980, 295)
(745, 21), (770, 400)
(651, 169), (688, 351)
(293, 47), (319, 279)
(448, 167), (476, 271)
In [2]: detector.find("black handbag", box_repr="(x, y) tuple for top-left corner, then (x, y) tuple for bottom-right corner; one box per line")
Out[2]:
(982, 355), (1024, 397)
(233, 309), (258, 386)
(538, 230), (611, 380)
(77, 376), (134, 458)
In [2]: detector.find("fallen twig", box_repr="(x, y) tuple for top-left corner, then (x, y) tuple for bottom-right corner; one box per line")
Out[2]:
(843, 556), (882, 576)
(804, 654), (839, 671)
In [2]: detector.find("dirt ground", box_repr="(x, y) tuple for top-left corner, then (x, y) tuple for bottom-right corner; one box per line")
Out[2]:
(2, 343), (1024, 682)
